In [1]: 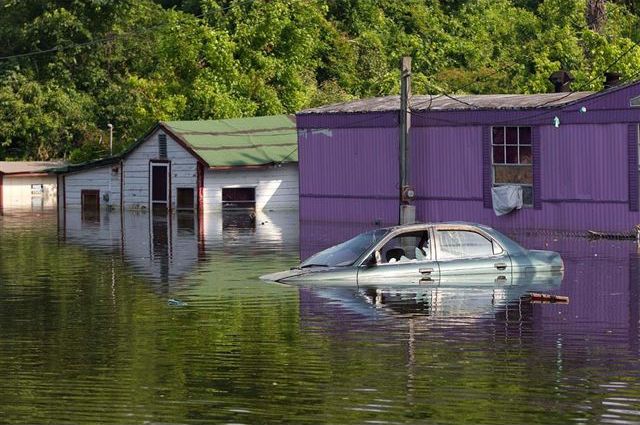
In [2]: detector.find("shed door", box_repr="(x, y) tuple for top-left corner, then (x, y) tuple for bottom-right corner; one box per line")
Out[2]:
(151, 164), (169, 204)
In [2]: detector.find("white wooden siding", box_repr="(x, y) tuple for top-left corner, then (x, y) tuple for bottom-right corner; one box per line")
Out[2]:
(122, 129), (198, 209)
(202, 163), (298, 212)
(63, 165), (121, 209)
(2, 175), (57, 208)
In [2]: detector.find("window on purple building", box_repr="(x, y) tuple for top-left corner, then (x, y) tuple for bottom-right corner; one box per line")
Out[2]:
(492, 126), (533, 206)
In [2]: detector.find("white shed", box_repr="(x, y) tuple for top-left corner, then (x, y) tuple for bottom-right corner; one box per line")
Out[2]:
(0, 161), (63, 209)
(57, 115), (298, 213)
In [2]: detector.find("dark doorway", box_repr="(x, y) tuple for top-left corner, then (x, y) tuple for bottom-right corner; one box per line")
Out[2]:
(151, 164), (169, 205)
(177, 188), (195, 210)
(81, 190), (100, 222)
(222, 187), (256, 210)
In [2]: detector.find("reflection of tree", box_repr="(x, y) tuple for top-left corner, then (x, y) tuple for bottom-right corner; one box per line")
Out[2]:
(2, 215), (640, 424)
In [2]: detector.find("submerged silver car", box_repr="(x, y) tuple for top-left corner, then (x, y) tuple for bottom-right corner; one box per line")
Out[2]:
(261, 222), (564, 285)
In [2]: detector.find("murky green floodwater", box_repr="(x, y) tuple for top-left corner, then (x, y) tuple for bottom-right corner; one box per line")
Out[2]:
(2, 209), (640, 424)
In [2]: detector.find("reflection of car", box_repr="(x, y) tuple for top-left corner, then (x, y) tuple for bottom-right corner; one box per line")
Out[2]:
(308, 270), (563, 320)
(260, 222), (564, 285)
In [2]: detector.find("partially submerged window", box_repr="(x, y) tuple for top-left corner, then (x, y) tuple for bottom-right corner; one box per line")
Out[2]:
(81, 190), (100, 222)
(177, 187), (195, 210)
(379, 231), (431, 264)
(436, 230), (494, 260)
(222, 187), (255, 210)
(31, 184), (43, 196)
(492, 126), (533, 205)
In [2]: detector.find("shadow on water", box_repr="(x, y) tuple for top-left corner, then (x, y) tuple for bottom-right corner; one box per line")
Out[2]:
(2, 210), (640, 423)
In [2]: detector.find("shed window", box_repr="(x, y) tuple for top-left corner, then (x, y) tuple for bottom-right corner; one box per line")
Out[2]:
(31, 184), (43, 196)
(492, 126), (533, 205)
(158, 134), (168, 158)
(177, 188), (195, 210)
(81, 190), (100, 222)
(631, 96), (640, 108)
(222, 187), (255, 210)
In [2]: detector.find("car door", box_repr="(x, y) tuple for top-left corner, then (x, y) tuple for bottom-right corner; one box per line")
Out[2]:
(434, 226), (512, 280)
(357, 228), (440, 286)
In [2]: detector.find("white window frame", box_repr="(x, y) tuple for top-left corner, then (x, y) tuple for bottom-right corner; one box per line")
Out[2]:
(491, 126), (533, 206)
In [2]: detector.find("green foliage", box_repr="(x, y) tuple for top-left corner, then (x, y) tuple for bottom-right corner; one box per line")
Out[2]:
(1, 0), (640, 161)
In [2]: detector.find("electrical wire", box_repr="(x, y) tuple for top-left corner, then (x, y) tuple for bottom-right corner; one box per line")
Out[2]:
(409, 61), (520, 111)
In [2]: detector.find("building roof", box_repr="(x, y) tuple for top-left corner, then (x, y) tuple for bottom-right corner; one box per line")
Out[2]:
(0, 161), (65, 174)
(300, 92), (595, 114)
(53, 115), (298, 174)
(163, 115), (297, 168)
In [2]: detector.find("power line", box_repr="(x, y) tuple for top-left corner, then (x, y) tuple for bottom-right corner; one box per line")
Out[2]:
(408, 39), (640, 126)
(409, 61), (520, 111)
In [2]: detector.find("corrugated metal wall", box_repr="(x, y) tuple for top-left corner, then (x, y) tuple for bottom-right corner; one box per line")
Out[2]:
(413, 123), (639, 232)
(298, 123), (399, 224)
(297, 82), (640, 232)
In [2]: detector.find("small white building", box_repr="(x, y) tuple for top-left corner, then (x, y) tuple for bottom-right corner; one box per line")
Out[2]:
(0, 161), (63, 209)
(56, 115), (298, 213)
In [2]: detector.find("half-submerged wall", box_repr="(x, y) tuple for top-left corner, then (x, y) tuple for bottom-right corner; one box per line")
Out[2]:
(1, 175), (58, 208)
(297, 83), (640, 232)
(63, 164), (121, 209)
(122, 128), (198, 210)
(202, 163), (298, 213)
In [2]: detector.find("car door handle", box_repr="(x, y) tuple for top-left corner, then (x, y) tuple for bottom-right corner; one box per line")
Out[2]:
(494, 262), (507, 270)
(419, 268), (434, 275)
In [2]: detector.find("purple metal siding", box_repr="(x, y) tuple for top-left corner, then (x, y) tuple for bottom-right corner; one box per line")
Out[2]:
(532, 126), (542, 209)
(297, 112), (398, 129)
(482, 126), (492, 208)
(541, 124), (628, 202)
(298, 125), (399, 225)
(297, 82), (640, 232)
(417, 199), (634, 232)
(411, 126), (483, 200)
(628, 124), (638, 212)
(412, 123), (637, 231)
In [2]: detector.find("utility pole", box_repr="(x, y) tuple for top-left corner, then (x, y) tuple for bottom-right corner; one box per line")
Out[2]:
(399, 56), (415, 224)
(107, 123), (114, 156)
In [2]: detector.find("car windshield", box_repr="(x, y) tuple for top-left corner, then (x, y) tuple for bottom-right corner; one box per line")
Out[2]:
(300, 229), (388, 268)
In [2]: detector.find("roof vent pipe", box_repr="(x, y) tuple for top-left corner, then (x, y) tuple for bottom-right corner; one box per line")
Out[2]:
(604, 72), (622, 89)
(549, 71), (574, 93)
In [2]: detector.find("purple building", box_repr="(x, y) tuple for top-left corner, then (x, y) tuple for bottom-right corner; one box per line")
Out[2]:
(297, 81), (640, 233)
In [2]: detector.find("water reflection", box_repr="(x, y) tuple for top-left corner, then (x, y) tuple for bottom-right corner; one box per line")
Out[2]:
(58, 208), (299, 287)
(2, 211), (640, 424)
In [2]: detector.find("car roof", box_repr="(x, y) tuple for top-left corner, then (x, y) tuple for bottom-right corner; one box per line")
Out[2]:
(381, 221), (489, 232)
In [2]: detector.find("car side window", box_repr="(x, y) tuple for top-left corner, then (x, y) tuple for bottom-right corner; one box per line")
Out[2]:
(436, 230), (495, 260)
(378, 231), (431, 264)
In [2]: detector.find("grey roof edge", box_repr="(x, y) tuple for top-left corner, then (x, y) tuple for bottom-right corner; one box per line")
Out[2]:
(298, 80), (640, 115)
(52, 155), (121, 174)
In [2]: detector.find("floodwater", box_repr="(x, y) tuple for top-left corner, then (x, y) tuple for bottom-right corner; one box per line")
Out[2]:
(1, 209), (640, 424)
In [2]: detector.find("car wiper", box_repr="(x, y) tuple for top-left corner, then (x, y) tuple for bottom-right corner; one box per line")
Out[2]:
(299, 263), (329, 269)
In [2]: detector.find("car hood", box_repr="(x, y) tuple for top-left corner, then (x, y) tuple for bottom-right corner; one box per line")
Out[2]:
(260, 268), (313, 283)
(260, 266), (358, 285)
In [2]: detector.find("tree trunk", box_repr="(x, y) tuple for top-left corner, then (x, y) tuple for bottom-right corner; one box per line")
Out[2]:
(586, 0), (606, 33)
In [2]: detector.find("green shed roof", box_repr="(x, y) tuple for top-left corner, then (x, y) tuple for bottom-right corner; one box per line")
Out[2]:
(163, 115), (297, 168)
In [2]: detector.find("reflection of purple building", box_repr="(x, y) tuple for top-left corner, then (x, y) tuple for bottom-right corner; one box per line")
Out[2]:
(297, 82), (640, 232)
(299, 227), (640, 344)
